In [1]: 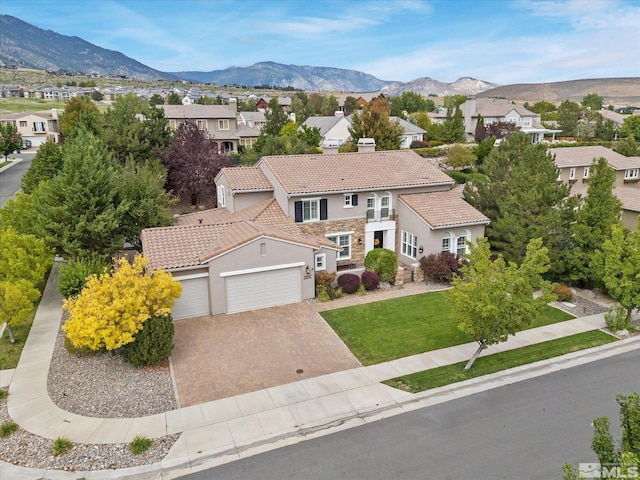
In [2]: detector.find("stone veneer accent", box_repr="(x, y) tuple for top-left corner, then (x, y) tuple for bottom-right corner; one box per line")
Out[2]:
(297, 219), (366, 267)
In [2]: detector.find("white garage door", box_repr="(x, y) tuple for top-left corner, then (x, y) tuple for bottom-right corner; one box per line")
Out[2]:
(225, 266), (302, 314)
(172, 276), (210, 320)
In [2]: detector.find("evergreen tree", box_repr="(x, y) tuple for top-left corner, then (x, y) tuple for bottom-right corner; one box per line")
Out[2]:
(59, 96), (101, 139)
(557, 100), (581, 137)
(20, 139), (64, 194)
(439, 106), (465, 143)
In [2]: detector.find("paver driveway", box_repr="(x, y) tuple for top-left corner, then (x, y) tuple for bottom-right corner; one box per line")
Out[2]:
(170, 302), (360, 406)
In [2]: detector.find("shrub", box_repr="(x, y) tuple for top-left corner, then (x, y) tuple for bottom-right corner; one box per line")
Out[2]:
(129, 435), (153, 454)
(0, 388), (7, 400)
(410, 140), (429, 149)
(121, 315), (175, 367)
(605, 305), (630, 333)
(0, 422), (18, 437)
(52, 436), (73, 456)
(58, 255), (111, 298)
(356, 283), (366, 296)
(419, 251), (461, 283)
(364, 248), (398, 284)
(361, 271), (380, 291)
(554, 284), (573, 302)
(337, 273), (360, 294)
(315, 271), (342, 299)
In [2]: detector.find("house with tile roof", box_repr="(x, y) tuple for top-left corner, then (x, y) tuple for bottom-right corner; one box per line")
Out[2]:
(551, 145), (640, 229)
(141, 143), (489, 318)
(0, 109), (60, 147)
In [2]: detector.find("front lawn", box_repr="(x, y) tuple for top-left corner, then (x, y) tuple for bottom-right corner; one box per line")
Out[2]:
(320, 291), (574, 365)
(0, 304), (38, 370)
(384, 329), (616, 393)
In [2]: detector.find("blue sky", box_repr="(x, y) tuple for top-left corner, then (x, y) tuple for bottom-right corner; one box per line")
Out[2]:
(2, 0), (639, 85)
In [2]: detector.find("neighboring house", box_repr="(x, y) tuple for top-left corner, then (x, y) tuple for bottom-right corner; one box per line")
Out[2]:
(0, 85), (24, 98)
(0, 109), (60, 146)
(301, 113), (352, 146)
(142, 143), (489, 318)
(390, 116), (426, 148)
(552, 145), (640, 229)
(237, 111), (267, 130)
(460, 98), (561, 143)
(160, 101), (240, 154)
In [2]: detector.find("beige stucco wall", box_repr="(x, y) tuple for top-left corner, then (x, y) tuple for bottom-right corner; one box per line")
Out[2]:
(208, 237), (316, 315)
(622, 209), (639, 230)
(233, 191), (274, 211)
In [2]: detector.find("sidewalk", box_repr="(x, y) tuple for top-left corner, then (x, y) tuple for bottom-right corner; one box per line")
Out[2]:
(2, 262), (639, 479)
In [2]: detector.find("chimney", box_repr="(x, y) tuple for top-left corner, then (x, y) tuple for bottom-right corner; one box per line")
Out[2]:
(229, 97), (237, 112)
(51, 108), (58, 120)
(357, 137), (376, 153)
(322, 139), (340, 155)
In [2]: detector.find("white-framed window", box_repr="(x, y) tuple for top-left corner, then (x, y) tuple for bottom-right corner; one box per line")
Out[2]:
(315, 253), (326, 271)
(33, 122), (45, 132)
(196, 119), (207, 131)
(367, 194), (376, 219)
(218, 119), (230, 130)
(302, 199), (320, 222)
(456, 235), (467, 258)
(442, 236), (451, 252)
(401, 231), (418, 259)
(366, 192), (392, 220)
(569, 168), (576, 180)
(344, 193), (358, 208)
(583, 167), (590, 178)
(19, 121), (27, 127)
(327, 233), (351, 259)
(625, 169), (639, 179)
(523, 117), (532, 127)
(217, 185), (225, 207)
(380, 193), (390, 218)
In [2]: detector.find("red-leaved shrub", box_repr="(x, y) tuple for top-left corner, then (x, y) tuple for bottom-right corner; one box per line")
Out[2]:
(361, 271), (380, 291)
(337, 273), (360, 294)
(419, 251), (462, 283)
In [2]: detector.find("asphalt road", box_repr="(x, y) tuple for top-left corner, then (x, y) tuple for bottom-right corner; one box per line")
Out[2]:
(0, 152), (34, 208)
(182, 349), (640, 480)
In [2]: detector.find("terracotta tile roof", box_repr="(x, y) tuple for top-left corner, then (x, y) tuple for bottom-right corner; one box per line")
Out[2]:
(174, 208), (237, 226)
(258, 150), (453, 195)
(399, 190), (490, 229)
(571, 183), (640, 213)
(216, 166), (274, 192)
(552, 146), (640, 170)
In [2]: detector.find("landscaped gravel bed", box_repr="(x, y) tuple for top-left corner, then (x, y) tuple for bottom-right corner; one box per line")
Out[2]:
(550, 294), (609, 318)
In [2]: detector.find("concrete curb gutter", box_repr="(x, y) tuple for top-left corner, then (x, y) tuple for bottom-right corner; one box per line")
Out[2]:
(3, 333), (638, 480)
(0, 156), (24, 174)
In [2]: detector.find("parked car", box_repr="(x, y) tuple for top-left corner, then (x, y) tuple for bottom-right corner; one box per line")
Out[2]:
(22, 139), (32, 149)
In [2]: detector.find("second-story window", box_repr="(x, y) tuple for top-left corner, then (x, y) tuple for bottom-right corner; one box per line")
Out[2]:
(583, 167), (590, 178)
(19, 121), (27, 127)
(33, 122), (45, 132)
(344, 194), (358, 208)
(569, 168), (576, 180)
(218, 119), (229, 130)
(196, 119), (207, 131)
(294, 199), (327, 222)
(625, 169), (639, 179)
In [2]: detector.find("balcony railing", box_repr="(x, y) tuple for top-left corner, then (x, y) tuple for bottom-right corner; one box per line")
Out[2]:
(366, 208), (394, 222)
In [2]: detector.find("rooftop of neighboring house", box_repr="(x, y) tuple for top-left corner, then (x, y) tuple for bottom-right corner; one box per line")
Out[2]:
(159, 104), (236, 119)
(0, 111), (56, 121)
(235, 124), (261, 138)
(216, 166), (274, 192)
(390, 116), (426, 135)
(399, 190), (490, 229)
(238, 111), (266, 122)
(551, 146), (640, 170)
(598, 109), (627, 125)
(571, 183), (640, 213)
(467, 97), (537, 118)
(301, 115), (350, 135)
(256, 150), (454, 195)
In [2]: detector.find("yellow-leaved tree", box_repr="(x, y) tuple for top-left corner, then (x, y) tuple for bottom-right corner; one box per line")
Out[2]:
(62, 255), (182, 351)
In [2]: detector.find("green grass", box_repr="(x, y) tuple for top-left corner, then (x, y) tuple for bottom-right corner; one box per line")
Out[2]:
(320, 291), (574, 365)
(0, 97), (66, 113)
(0, 421), (19, 438)
(51, 436), (73, 456)
(384, 330), (616, 393)
(129, 435), (153, 454)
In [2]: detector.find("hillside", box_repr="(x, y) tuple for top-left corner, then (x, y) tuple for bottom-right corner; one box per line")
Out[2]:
(0, 15), (176, 81)
(478, 78), (640, 105)
(172, 61), (390, 92)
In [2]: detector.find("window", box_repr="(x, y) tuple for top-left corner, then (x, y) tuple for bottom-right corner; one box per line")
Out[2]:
(19, 121), (27, 127)
(218, 119), (229, 130)
(583, 167), (590, 178)
(569, 168), (576, 180)
(303, 199), (320, 222)
(315, 254), (326, 271)
(442, 236), (451, 252)
(625, 169), (639, 179)
(327, 233), (351, 259)
(456, 235), (467, 258)
(367, 194), (375, 219)
(196, 119), (207, 131)
(523, 117), (532, 127)
(33, 122), (45, 132)
(168, 120), (177, 130)
(344, 193), (358, 208)
(260, 242), (266, 256)
(217, 185), (225, 207)
(380, 193), (390, 218)
(401, 231), (418, 259)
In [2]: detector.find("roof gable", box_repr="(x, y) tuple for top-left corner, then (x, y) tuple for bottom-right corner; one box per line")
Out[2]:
(399, 191), (490, 229)
(216, 166), (274, 192)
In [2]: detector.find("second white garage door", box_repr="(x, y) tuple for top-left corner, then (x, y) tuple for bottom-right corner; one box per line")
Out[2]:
(172, 276), (210, 320)
(225, 266), (302, 314)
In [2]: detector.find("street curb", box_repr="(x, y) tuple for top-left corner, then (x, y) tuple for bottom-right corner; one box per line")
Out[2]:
(3, 333), (638, 479)
(0, 156), (24, 174)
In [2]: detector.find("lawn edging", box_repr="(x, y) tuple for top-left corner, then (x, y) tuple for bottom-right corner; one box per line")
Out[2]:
(392, 333), (640, 413)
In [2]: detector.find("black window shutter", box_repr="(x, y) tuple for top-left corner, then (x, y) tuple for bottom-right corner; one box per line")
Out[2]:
(352, 194), (358, 206)
(320, 199), (328, 220)
(294, 201), (303, 222)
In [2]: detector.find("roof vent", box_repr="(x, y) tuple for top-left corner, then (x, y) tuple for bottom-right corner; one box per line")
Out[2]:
(198, 218), (203, 224)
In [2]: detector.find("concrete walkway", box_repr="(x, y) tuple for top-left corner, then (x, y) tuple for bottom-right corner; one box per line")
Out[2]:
(3, 261), (640, 479)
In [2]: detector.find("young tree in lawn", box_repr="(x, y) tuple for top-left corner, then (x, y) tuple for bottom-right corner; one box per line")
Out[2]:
(0, 121), (22, 161)
(162, 120), (234, 205)
(568, 157), (622, 286)
(63, 255), (182, 352)
(0, 280), (40, 344)
(447, 237), (555, 370)
(348, 97), (404, 150)
(20, 139), (64, 194)
(601, 223), (640, 324)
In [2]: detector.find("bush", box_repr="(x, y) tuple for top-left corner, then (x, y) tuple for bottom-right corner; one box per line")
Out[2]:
(0, 422), (18, 437)
(361, 271), (380, 291)
(121, 315), (175, 367)
(315, 271), (342, 299)
(52, 437), (73, 456)
(129, 435), (153, 454)
(0, 388), (7, 400)
(554, 284), (573, 302)
(419, 251), (461, 284)
(364, 248), (398, 284)
(410, 140), (429, 149)
(446, 171), (487, 185)
(605, 305), (630, 333)
(356, 283), (366, 296)
(337, 273), (360, 294)
(58, 255), (111, 298)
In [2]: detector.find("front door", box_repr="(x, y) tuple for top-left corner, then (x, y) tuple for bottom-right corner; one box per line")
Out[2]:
(374, 230), (384, 249)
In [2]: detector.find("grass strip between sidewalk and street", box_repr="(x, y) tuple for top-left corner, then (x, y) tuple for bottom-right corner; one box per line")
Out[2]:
(383, 329), (617, 393)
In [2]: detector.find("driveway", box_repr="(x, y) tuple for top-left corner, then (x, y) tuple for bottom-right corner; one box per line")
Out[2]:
(170, 302), (360, 407)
